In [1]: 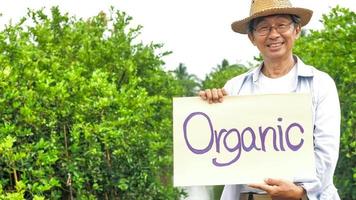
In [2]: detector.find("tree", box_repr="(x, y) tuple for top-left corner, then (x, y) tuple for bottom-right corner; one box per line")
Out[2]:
(294, 6), (355, 199)
(0, 7), (183, 199)
(201, 59), (248, 89)
(170, 63), (200, 96)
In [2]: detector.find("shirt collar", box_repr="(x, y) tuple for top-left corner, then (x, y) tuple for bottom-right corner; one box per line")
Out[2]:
(249, 55), (314, 83)
(295, 56), (314, 77)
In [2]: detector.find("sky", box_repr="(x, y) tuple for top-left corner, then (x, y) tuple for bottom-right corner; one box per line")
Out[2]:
(0, 0), (354, 79)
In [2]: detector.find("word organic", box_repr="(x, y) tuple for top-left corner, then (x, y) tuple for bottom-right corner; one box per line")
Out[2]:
(182, 112), (305, 167)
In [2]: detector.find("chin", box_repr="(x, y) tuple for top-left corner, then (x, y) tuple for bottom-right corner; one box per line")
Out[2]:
(265, 47), (293, 59)
(264, 52), (286, 60)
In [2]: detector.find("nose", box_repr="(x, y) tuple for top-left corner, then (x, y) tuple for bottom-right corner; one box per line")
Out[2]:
(268, 27), (281, 39)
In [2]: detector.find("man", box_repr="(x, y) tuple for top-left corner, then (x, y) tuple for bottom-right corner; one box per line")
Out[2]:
(199, 0), (341, 199)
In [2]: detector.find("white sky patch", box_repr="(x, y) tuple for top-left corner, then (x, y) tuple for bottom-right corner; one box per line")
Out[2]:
(0, 0), (354, 79)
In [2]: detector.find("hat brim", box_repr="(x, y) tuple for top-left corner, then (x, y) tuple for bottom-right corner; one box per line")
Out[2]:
(231, 7), (313, 34)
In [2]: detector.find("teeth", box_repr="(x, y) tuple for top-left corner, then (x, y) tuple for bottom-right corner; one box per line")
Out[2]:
(268, 43), (282, 48)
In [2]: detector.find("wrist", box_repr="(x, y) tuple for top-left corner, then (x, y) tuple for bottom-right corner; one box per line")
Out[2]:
(296, 185), (306, 199)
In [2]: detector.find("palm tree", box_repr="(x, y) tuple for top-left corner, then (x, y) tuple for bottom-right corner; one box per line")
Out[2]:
(171, 63), (200, 96)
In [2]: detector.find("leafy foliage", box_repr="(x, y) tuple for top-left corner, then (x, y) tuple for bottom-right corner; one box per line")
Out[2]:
(0, 7), (183, 199)
(201, 59), (248, 89)
(170, 63), (200, 96)
(294, 6), (355, 199)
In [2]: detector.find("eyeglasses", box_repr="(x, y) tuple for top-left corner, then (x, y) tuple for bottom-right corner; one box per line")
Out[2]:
(254, 22), (294, 36)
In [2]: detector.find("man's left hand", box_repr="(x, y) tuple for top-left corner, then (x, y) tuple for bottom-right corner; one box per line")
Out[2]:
(248, 178), (305, 200)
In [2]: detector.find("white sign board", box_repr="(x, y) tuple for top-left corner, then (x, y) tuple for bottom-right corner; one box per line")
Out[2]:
(173, 94), (316, 186)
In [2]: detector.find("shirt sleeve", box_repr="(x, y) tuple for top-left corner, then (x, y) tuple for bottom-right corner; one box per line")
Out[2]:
(302, 73), (341, 199)
(220, 185), (242, 200)
(223, 75), (246, 96)
(223, 79), (234, 95)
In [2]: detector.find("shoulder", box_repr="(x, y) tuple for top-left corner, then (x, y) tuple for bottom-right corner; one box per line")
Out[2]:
(224, 72), (248, 87)
(223, 68), (255, 95)
(304, 64), (338, 102)
(308, 66), (334, 84)
(297, 56), (336, 87)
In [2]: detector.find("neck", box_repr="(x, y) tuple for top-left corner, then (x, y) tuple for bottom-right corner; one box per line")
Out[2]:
(262, 55), (295, 78)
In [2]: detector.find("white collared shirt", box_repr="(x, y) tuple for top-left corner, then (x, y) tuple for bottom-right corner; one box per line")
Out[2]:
(221, 56), (340, 200)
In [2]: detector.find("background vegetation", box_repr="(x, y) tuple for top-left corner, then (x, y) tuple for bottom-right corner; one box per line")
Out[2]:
(0, 6), (354, 200)
(0, 7), (185, 199)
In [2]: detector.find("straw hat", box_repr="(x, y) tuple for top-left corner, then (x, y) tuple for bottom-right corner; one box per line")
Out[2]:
(231, 0), (313, 34)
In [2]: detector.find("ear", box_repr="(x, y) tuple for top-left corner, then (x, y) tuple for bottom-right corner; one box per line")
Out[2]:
(248, 33), (256, 46)
(295, 24), (302, 39)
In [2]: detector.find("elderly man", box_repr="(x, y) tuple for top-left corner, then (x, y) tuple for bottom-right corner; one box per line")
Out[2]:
(199, 0), (341, 199)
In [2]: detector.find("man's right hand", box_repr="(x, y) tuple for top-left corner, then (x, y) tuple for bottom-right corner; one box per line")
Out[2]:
(198, 88), (227, 104)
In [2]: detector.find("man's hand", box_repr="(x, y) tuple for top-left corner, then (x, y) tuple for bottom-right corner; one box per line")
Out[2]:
(198, 88), (227, 104)
(248, 178), (305, 200)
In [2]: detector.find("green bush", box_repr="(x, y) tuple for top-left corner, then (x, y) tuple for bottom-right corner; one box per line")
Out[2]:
(0, 7), (183, 199)
(201, 59), (248, 89)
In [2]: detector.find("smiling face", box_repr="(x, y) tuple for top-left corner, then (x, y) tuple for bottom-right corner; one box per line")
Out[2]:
(248, 15), (301, 62)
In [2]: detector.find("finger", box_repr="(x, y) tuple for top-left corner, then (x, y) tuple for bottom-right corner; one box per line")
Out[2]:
(217, 89), (224, 102)
(211, 88), (219, 102)
(222, 88), (228, 96)
(264, 178), (284, 186)
(205, 89), (213, 104)
(248, 182), (266, 189)
(198, 90), (207, 100)
(248, 183), (273, 193)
